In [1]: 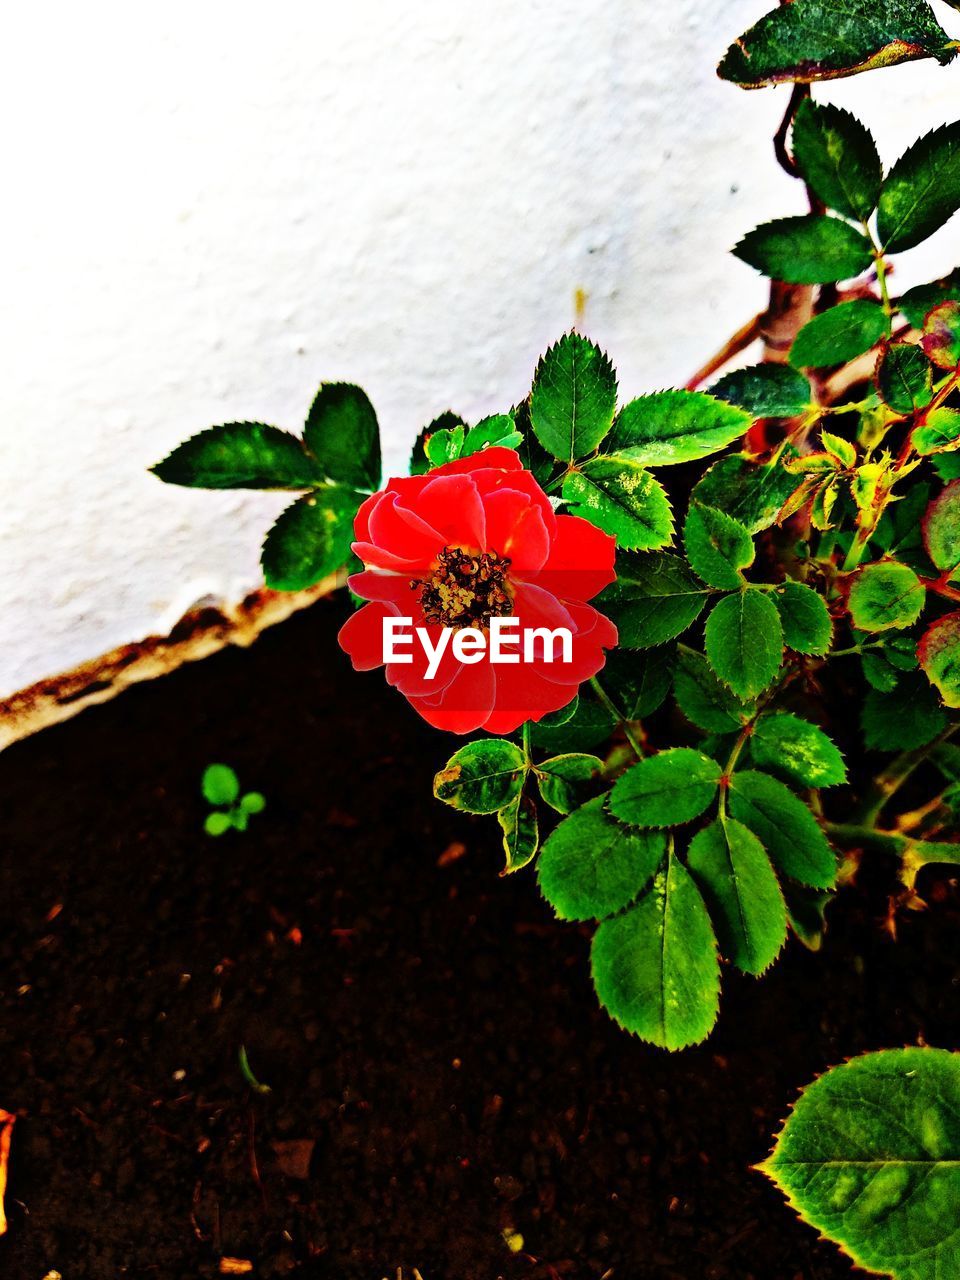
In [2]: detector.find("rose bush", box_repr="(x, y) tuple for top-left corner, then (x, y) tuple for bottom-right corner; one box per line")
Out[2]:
(150, 1), (960, 1271)
(337, 447), (617, 734)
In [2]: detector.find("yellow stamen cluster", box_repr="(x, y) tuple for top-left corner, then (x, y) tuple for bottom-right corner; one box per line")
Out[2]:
(413, 546), (512, 629)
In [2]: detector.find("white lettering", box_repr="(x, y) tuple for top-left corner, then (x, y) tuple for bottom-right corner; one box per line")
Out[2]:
(383, 616), (413, 663)
(524, 626), (572, 664)
(381, 616), (574, 677)
(420, 625), (452, 680)
(452, 628), (486, 664)
(489, 616), (521, 663)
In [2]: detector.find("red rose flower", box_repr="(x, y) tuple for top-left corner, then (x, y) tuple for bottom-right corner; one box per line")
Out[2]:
(338, 447), (618, 734)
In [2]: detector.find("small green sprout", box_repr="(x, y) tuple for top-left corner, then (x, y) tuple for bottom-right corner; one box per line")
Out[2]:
(238, 1044), (272, 1094)
(202, 764), (266, 836)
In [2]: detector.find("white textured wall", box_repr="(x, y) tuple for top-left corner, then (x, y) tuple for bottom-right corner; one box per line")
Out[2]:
(2, 1), (959, 695)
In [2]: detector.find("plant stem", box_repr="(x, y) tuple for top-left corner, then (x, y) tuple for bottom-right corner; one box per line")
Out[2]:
(522, 720), (533, 767)
(825, 820), (960, 888)
(718, 722), (754, 818)
(873, 246), (894, 320)
(589, 675), (644, 758)
(857, 724), (957, 826)
(841, 524), (873, 573)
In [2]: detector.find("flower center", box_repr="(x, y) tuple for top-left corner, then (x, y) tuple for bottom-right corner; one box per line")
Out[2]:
(413, 545), (512, 629)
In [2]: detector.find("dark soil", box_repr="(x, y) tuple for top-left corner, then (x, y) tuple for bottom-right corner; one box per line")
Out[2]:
(0, 596), (957, 1280)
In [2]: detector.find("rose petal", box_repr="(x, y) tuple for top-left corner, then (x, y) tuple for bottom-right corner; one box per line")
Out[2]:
(539, 515), (617, 601)
(483, 664), (577, 734)
(387, 622), (462, 696)
(428, 447), (524, 477)
(416, 474), (487, 549)
(348, 570), (419, 608)
(412, 658), (497, 734)
(483, 489), (550, 571)
(338, 602), (397, 671)
(365, 492), (445, 564)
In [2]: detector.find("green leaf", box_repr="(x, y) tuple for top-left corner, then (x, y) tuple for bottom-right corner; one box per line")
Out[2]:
(759, 1047), (960, 1280)
(596, 552), (708, 648)
(878, 123), (960, 254)
(240, 791), (266, 815)
(590, 852), (720, 1049)
(536, 754), (605, 815)
(734, 216), (874, 285)
(873, 480), (930, 555)
(608, 390), (752, 466)
(261, 486), (358, 591)
(810, 475), (841, 530)
(205, 811), (233, 837)
(674, 645), (754, 733)
(790, 300), (889, 369)
(609, 748), (722, 828)
(599, 646), (675, 720)
(682, 502), (754, 590)
(527, 693), (615, 753)
(919, 610), (960, 707)
(498, 793), (539, 873)
(802, 562), (847, 628)
(784, 884), (833, 950)
(922, 300), (960, 371)
(710, 363), (812, 419)
(718, 0), (956, 89)
(433, 739), (526, 814)
(933, 452), (960, 481)
(303, 383), (381, 491)
(461, 413), (523, 457)
(877, 343), (934, 414)
(151, 423), (323, 489)
(913, 407), (960, 455)
(863, 649), (901, 691)
(923, 479), (960, 572)
(410, 412), (466, 475)
(820, 430), (858, 468)
(751, 713), (847, 787)
(687, 818), (787, 976)
(899, 271), (960, 329)
(728, 770), (837, 888)
(848, 561), (925, 632)
(704, 589), (784, 700)
(692, 454), (804, 534)
(537, 796), (667, 920)
(513, 397), (555, 486)
(562, 456), (674, 550)
(863, 674), (947, 749)
(530, 333), (618, 462)
(880, 632), (921, 672)
(424, 425), (466, 467)
(203, 764), (239, 806)
(536, 697), (581, 729)
(791, 99), (882, 220)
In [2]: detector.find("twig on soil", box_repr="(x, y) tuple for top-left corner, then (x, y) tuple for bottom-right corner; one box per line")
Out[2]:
(219, 1260), (253, 1276)
(248, 1110), (268, 1212)
(0, 1109), (16, 1236)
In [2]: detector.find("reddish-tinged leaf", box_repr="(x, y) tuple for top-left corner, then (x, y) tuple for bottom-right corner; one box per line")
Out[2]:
(719, 0), (956, 89)
(919, 611), (960, 707)
(923, 301), (960, 370)
(923, 480), (960, 572)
